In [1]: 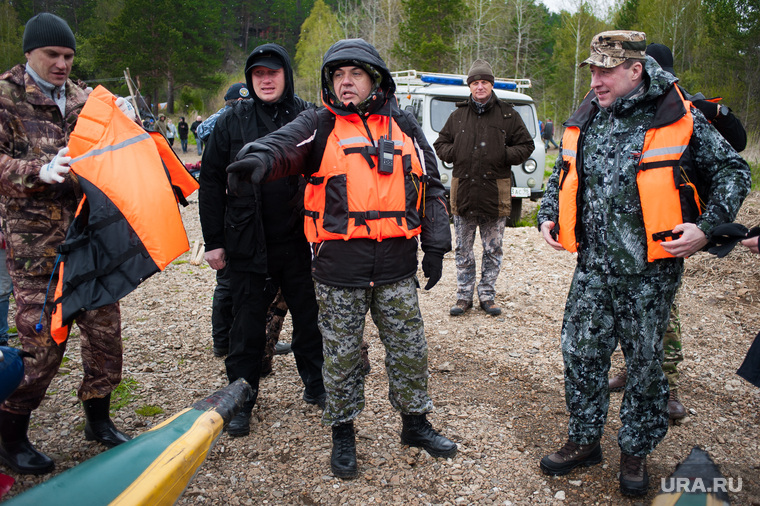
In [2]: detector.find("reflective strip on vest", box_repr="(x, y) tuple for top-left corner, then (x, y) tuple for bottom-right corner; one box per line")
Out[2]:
(50, 85), (198, 344)
(303, 114), (424, 243)
(557, 88), (697, 261)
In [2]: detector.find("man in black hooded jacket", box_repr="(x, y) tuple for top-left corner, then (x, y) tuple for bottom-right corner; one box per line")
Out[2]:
(199, 43), (325, 437)
(227, 38), (456, 479)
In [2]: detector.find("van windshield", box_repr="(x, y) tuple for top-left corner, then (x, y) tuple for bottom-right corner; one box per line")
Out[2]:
(430, 97), (537, 138)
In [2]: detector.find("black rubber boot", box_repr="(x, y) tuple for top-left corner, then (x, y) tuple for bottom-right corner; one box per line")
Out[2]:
(330, 422), (358, 479)
(82, 394), (131, 448)
(0, 410), (55, 474)
(400, 413), (457, 458)
(227, 393), (256, 437)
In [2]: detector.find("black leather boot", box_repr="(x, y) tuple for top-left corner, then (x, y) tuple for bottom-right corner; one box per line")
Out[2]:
(330, 422), (358, 479)
(226, 392), (256, 437)
(83, 394), (131, 448)
(400, 413), (457, 458)
(0, 410), (55, 474)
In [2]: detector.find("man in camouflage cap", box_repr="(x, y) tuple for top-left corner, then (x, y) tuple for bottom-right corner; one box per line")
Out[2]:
(0, 12), (133, 476)
(537, 30), (749, 496)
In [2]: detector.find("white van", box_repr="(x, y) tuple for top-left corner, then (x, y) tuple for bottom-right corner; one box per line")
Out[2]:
(392, 70), (544, 225)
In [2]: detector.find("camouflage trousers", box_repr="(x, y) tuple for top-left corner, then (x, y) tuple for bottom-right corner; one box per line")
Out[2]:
(663, 302), (683, 388)
(561, 264), (681, 457)
(1, 274), (122, 415)
(315, 276), (433, 426)
(453, 215), (508, 302)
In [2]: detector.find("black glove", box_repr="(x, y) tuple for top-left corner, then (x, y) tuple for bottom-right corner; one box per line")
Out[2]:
(705, 223), (760, 258)
(421, 250), (444, 290)
(692, 99), (719, 120)
(226, 154), (269, 195)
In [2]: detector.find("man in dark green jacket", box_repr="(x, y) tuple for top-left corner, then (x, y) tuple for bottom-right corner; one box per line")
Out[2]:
(434, 59), (534, 317)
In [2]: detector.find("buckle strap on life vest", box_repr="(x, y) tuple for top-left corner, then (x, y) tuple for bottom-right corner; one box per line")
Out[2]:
(56, 244), (150, 300)
(56, 213), (124, 254)
(349, 210), (405, 233)
(343, 146), (402, 170)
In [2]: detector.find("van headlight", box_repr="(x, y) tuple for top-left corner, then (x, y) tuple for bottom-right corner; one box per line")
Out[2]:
(440, 173), (449, 184)
(524, 159), (537, 173)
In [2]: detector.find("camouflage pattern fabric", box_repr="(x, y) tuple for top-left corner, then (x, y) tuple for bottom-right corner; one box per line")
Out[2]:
(453, 215), (508, 303)
(562, 264), (680, 457)
(0, 64), (122, 415)
(314, 276), (433, 426)
(260, 289), (288, 376)
(538, 59), (750, 275)
(2, 275), (122, 414)
(580, 30), (647, 68)
(663, 302), (683, 388)
(538, 58), (750, 458)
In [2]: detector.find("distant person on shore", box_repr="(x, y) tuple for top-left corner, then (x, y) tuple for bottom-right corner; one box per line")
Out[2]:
(178, 117), (189, 153)
(542, 118), (558, 150)
(191, 115), (203, 155)
(166, 118), (178, 147)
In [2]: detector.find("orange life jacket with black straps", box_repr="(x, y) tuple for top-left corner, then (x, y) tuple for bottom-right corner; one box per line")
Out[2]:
(557, 85), (700, 262)
(49, 85), (198, 344)
(303, 113), (425, 243)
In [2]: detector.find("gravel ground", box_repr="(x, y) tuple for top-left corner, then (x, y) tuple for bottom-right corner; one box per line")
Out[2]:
(2, 148), (760, 505)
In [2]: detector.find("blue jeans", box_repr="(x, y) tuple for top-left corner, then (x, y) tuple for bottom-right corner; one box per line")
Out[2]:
(0, 248), (13, 343)
(180, 138), (188, 152)
(196, 138), (203, 155)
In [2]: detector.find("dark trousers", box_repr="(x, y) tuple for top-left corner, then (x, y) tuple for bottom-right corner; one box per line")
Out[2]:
(267, 240), (324, 397)
(225, 239), (324, 401)
(211, 267), (233, 349)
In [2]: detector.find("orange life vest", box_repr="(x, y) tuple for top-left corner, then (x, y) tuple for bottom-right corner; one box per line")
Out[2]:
(557, 85), (699, 262)
(303, 113), (424, 243)
(50, 85), (199, 344)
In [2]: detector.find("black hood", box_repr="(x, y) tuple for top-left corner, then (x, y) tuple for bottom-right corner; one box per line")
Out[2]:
(244, 43), (296, 107)
(320, 38), (395, 116)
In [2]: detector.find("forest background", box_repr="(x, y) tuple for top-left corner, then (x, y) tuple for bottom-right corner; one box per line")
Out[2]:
(1, 0), (758, 137)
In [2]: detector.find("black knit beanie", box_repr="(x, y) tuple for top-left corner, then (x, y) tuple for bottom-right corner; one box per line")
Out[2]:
(467, 59), (494, 85)
(23, 13), (76, 53)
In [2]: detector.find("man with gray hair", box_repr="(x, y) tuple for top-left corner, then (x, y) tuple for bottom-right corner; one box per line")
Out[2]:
(537, 30), (749, 496)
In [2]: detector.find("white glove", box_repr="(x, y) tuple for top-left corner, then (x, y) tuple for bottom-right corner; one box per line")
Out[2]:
(115, 97), (137, 121)
(39, 147), (71, 184)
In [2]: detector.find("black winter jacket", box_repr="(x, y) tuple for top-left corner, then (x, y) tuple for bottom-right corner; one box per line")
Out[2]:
(198, 43), (311, 273)
(234, 39), (451, 288)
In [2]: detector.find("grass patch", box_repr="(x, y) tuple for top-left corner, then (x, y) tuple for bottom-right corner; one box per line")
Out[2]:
(516, 206), (538, 228)
(173, 259), (189, 265)
(110, 377), (139, 412)
(135, 405), (165, 417)
(750, 159), (760, 191)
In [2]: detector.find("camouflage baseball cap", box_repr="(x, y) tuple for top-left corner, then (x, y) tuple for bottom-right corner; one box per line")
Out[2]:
(579, 30), (647, 68)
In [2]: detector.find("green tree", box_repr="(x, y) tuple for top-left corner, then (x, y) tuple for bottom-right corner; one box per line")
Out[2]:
(295, 0), (340, 103)
(94, 0), (223, 114)
(0, 0), (23, 71)
(395, 0), (464, 72)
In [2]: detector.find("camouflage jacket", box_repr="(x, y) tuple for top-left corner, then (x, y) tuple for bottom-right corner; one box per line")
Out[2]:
(0, 64), (87, 277)
(538, 57), (750, 276)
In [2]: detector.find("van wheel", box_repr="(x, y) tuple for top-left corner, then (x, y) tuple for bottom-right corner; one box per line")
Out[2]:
(507, 198), (522, 227)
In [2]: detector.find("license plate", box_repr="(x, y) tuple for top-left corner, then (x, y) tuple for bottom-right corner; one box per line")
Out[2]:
(511, 187), (530, 198)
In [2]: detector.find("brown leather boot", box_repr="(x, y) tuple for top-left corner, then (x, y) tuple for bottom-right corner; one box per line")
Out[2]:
(668, 389), (686, 420)
(449, 299), (472, 316)
(540, 439), (602, 476)
(608, 369), (627, 392)
(620, 453), (649, 496)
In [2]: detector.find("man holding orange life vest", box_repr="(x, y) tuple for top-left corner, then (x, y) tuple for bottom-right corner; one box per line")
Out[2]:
(537, 30), (749, 496)
(226, 38), (456, 479)
(0, 12), (133, 475)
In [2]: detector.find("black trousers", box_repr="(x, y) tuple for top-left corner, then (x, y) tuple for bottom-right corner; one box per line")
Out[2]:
(225, 239), (324, 402)
(211, 266), (233, 349)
